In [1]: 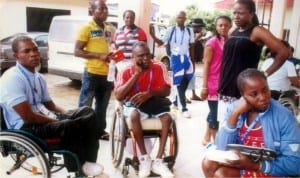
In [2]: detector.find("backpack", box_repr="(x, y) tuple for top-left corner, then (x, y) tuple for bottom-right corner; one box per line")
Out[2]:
(166, 26), (191, 56)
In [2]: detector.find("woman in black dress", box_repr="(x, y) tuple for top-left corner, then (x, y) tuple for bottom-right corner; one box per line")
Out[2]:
(217, 0), (289, 123)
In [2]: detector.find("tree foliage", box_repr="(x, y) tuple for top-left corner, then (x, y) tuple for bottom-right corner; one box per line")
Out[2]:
(168, 4), (231, 34)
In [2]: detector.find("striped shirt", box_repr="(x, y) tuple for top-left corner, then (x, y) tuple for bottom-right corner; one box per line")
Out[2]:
(113, 25), (147, 59)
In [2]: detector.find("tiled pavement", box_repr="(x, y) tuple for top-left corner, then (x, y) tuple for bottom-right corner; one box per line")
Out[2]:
(98, 97), (209, 178)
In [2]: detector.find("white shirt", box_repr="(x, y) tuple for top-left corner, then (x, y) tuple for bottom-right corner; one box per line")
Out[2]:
(261, 57), (297, 91)
(162, 25), (195, 55)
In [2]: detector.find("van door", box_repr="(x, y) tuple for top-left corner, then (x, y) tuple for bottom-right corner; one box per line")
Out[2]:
(48, 16), (91, 81)
(48, 15), (118, 81)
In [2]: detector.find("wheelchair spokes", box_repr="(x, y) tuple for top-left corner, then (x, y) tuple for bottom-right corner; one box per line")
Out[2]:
(273, 89), (300, 123)
(110, 110), (126, 168)
(279, 97), (299, 116)
(0, 134), (50, 178)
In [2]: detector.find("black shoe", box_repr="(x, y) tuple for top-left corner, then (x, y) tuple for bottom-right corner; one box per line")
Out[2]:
(100, 132), (109, 141)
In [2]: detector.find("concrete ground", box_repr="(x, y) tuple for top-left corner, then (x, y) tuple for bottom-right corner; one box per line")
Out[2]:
(96, 97), (209, 178)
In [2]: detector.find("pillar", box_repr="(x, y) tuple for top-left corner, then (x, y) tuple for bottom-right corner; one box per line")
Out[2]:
(269, 0), (287, 38)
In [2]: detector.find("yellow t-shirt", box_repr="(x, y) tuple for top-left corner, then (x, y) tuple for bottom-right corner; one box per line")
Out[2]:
(77, 20), (115, 75)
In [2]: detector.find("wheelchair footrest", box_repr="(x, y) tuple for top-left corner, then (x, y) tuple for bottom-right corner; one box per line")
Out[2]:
(6, 154), (27, 175)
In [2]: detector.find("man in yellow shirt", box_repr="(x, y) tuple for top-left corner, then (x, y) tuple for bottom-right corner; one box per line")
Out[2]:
(74, 0), (115, 140)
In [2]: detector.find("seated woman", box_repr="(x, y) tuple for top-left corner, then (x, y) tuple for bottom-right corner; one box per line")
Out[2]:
(202, 68), (300, 177)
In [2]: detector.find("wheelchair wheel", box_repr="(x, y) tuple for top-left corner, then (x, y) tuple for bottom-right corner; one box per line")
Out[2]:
(164, 120), (178, 169)
(0, 132), (50, 178)
(110, 109), (126, 168)
(279, 97), (298, 116)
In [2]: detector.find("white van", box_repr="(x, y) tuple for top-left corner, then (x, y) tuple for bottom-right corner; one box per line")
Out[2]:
(48, 15), (118, 81)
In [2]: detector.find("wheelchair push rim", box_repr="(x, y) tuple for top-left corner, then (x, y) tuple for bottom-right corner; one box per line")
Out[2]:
(110, 109), (126, 168)
(0, 133), (50, 178)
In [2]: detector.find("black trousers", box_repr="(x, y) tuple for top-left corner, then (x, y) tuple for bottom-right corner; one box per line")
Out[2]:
(21, 106), (99, 170)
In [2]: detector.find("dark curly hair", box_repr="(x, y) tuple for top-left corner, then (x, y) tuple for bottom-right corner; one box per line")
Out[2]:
(237, 68), (266, 94)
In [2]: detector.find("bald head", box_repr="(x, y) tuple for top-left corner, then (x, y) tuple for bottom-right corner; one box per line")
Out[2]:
(176, 11), (186, 27)
(132, 41), (151, 70)
(90, 0), (108, 22)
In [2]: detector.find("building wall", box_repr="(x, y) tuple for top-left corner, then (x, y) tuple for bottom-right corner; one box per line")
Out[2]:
(0, 0), (88, 38)
(289, 0), (300, 58)
(269, 0), (287, 39)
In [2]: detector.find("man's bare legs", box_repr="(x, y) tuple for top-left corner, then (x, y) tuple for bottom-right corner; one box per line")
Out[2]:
(130, 110), (174, 177)
(130, 109), (147, 154)
(130, 111), (172, 158)
(157, 113), (172, 158)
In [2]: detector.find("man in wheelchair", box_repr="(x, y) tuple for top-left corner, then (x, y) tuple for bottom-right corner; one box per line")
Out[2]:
(0, 36), (102, 177)
(114, 41), (174, 177)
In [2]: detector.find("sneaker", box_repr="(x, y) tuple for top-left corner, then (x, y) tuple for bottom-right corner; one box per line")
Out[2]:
(139, 156), (152, 178)
(181, 111), (191, 118)
(82, 161), (104, 176)
(152, 160), (174, 177)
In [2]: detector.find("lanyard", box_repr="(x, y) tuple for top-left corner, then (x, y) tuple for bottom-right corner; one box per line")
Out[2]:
(134, 69), (152, 92)
(17, 65), (44, 109)
(174, 27), (185, 45)
(239, 115), (260, 144)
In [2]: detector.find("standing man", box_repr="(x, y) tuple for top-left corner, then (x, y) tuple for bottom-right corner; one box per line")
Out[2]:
(112, 9), (147, 71)
(75, 0), (115, 140)
(188, 18), (206, 101)
(150, 11), (195, 118)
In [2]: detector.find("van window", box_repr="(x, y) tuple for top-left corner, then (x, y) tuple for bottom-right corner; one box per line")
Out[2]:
(48, 19), (88, 43)
(48, 15), (119, 81)
(35, 35), (48, 47)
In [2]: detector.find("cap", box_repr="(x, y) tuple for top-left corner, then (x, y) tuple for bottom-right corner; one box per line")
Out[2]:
(190, 18), (206, 27)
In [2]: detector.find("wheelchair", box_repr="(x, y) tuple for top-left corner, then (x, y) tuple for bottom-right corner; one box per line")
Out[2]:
(110, 106), (178, 177)
(0, 108), (83, 178)
(271, 89), (299, 117)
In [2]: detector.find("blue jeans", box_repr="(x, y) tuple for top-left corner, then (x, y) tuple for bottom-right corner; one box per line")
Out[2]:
(78, 70), (113, 137)
(207, 100), (219, 130)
